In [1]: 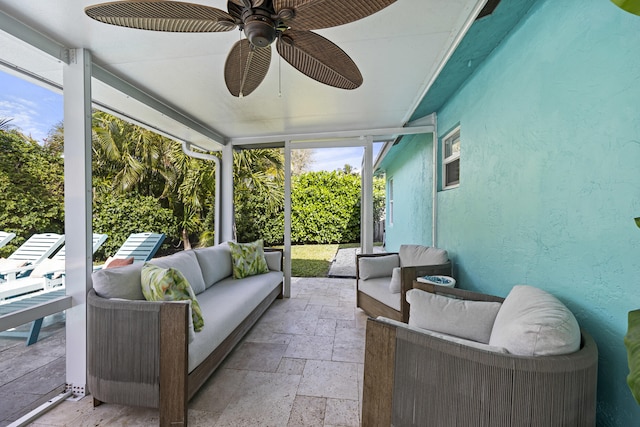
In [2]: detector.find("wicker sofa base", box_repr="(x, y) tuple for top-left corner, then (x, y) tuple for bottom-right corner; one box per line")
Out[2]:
(88, 284), (282, 426)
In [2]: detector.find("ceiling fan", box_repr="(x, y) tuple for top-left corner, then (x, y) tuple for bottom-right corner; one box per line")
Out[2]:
(85, 0), (397, 97)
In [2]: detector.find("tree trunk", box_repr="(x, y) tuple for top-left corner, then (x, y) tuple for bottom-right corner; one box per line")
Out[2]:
(182, 229), (191, 250)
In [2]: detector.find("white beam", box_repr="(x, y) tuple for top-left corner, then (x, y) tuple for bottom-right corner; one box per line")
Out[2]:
(0, 9), (68, 63)
(361, 137), (374, 254)
(92, 65), (226, 146)
(283, 140), (292, 298)
(229, 126), (435, 147)
(63, 48), (92, 398)
(220, 144), (234, 242)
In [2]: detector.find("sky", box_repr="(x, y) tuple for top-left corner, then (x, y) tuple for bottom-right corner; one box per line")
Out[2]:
(0, 70), (381, 171)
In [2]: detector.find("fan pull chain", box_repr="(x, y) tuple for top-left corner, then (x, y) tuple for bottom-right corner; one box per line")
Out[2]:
(278, 54), (282, 97)
(239, 29), (244, 98)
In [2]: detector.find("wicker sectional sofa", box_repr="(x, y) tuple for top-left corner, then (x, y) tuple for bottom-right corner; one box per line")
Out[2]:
(87, 243), (283, 426)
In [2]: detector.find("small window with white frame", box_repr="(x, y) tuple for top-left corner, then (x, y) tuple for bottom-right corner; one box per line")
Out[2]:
(442, 126), (460, 189)
(388, 178), (394, 226)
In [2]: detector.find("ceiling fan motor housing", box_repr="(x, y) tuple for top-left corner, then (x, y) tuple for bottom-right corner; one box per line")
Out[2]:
(242, 8), (277, 48)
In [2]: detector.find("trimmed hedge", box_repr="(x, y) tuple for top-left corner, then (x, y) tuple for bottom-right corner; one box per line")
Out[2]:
(236, 170), (381, 246)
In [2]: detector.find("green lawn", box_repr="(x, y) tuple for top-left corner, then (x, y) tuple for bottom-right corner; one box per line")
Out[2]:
(276, 243), (362, 277)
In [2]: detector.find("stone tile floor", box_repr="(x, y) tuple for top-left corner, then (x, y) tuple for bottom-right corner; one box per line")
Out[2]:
(12, 277), (367, 426)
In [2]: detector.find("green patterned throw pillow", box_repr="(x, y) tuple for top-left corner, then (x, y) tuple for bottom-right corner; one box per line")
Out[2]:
(141, 263), (204, 332)
(228, 240), (270, 279)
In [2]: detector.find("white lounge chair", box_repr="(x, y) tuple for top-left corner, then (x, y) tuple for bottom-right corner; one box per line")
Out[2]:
(0, 233), (65, 282)
(0, 232), (16, 249)
(0, 234), (108, 300)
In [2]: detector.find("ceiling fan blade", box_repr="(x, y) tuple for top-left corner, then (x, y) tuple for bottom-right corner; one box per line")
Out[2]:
(274, 0), (397, 31)
(85, 0), (237, 32)
(276, 30), (362, 90)
(224, 39), (272, 97)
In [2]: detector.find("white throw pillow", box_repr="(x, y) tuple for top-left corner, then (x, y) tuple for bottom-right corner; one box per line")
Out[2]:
(406, 289), (502, 344)
(358, 254), (399, 280)
(389, 267), (402, 294)
(489, 285), (581, 356)
(399, 244), (448, 267)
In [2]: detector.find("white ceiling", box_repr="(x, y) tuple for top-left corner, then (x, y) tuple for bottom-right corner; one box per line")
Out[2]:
(0, 0), (484, 149)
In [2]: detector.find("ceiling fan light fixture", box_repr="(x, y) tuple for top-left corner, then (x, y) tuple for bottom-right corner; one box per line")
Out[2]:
(242, 10), (277, 48)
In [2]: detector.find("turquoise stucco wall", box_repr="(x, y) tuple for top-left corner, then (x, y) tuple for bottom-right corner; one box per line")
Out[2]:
(384, 133), (434, 251)
(433, 0), (640, 424)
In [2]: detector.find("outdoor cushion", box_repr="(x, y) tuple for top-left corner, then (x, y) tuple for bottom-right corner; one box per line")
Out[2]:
(399, 244), (448, 267)
(358, 254), (400, 280)
(263, 251), (282, 272)
(489, 285), (580, 356)
(359, 277), (401, 311)
(0, 258), (27, 270)
(194, 243), (233, 289)
(188, 270), (283, 372)
(92, 262), (145, 300)
(141, 263), (204, 332)
(389, 267), (402, 294)
(377, 316), (509, 354)
(228, 240), (269, 279)
(150, 250), (206, 295)
(104, 256), (134, 268)
(406, 288), (502, 343)
(30, 258), (65, 278)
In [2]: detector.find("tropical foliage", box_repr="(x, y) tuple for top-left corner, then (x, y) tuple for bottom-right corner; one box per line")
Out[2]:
(1, 112), (385, 257)
(0, 130), (64, 256)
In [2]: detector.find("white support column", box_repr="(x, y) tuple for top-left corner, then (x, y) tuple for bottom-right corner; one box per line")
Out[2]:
(221, 144), (234, 242)
(283, 140), (292, 298)
(361, 137), (374, 254)
(63, 48), (92, 398)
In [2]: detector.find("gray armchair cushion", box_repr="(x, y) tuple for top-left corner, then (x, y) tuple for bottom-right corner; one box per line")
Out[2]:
(389, 267), (402, 294)
(406, 288), (502, 343)
(489, 285), (580, 356)
(399, 245), (448, 267)
(358, 254), (400, 280)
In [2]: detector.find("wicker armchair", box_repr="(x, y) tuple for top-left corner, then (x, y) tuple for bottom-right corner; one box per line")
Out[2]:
(361, 283), (598, 427)
(356, 245), (452, 323)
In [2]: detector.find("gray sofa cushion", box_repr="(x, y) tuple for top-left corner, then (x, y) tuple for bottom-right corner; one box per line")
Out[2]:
(489, 285), (581, 356)
(399, 245), (448, 267)
(194, 244), (233, 289)
(188, 270), (283, 372)
(92, 262), (144, 300)
(406, 289), (502, 343)
(150, 250), (206, 295)
(264, 251), (282, 271)
(358, 254), (400, 280)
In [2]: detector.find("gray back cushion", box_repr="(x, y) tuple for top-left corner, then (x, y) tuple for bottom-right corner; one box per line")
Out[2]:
(92, 263), (144, 300)
(150, 250), (206, 295)
(194, 244), (233, 288)
(406, 289), (502, 344)
(489, 285), (581, 356)
(264, 251), (283, 271)
(358, 254), (400, 280)
(399, 244), (448, 267)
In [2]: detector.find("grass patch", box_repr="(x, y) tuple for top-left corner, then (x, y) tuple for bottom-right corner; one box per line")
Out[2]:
(289, 244), (338, 277)
(274, 242), (381, 277)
